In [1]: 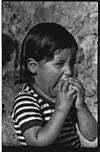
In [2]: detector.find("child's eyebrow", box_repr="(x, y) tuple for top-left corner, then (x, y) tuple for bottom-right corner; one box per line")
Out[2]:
(53, 56), (76, 64)
(57, 59), (66, 62)
(54, 59), (66, 63)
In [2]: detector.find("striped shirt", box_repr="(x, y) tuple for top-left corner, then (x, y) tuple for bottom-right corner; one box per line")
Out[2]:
(11, 83), (81, 147)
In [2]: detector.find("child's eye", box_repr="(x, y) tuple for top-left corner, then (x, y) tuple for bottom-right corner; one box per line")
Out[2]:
(57, 62), (64, 65)
(56, 62), (65, 67)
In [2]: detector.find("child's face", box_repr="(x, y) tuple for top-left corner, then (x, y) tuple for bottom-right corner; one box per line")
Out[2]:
(34, 48), (77, 99)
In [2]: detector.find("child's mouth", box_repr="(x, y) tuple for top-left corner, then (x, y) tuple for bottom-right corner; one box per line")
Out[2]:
(52, 73), (73, 97)
(55, 76), (72, 92)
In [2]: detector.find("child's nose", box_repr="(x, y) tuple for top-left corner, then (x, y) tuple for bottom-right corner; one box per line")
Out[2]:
(63, 66), (72, 78)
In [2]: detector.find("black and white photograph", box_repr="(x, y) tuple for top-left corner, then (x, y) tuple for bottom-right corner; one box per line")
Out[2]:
(2, 1), (98, 150)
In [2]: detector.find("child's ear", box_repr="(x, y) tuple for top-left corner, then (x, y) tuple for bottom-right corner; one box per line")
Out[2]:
(27, 58), (38, 74)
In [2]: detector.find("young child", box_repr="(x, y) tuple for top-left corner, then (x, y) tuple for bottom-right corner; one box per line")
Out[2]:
(11, 23), (97, 147)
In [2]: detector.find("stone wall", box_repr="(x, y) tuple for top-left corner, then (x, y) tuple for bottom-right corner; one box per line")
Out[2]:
(2, 2), (98, 147)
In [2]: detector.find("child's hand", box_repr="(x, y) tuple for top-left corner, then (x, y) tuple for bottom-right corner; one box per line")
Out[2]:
(55, 79), (77, 115)
(68, 78), (86, 110)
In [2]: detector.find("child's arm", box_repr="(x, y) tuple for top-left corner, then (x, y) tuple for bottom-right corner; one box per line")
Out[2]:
(23, 109), (67, 146)
(77, 103), (97, 141)
(69, 78), (97, 141)
(23, 79), (76, 146)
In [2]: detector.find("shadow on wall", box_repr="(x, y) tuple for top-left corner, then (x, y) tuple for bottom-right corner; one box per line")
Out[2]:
(2, 33), (20, 114)
(2, 33), (22, 145)
(2, 33), (19, 69)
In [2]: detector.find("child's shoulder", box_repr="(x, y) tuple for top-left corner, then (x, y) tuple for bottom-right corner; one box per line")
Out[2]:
(11, 83), (41, 119)
(14, 83), (39, 104)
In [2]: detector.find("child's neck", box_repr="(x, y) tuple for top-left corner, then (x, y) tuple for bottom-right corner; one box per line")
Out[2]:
(33, 83), (55, 103)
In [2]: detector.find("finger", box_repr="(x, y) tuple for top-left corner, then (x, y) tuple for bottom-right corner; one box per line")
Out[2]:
(76, 80), (84, 91)
(69, 79), (85, 95)
(69, 84), (73, 91)
(72, 93), (77, 100)
(68, 87), (77, 96)
(62, 80), (70, 92)
(57, 79), (66, 92)
(70, 85), (82, 95)
(72, 78), (84, 90)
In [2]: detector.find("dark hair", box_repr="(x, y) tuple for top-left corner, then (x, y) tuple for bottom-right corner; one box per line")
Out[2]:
(19, 23), (78, 83)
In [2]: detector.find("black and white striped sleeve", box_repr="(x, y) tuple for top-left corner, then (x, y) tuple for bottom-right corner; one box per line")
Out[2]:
(12, 93), (43, 134)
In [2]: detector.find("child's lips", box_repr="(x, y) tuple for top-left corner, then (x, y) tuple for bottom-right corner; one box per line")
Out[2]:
(60, 75), (72, 82)
(60, 72), (72, 81)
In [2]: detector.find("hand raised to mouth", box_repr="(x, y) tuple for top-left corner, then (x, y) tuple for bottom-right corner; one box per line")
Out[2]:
(55, 77), (77, 115)
(60, 77), (76, 92)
